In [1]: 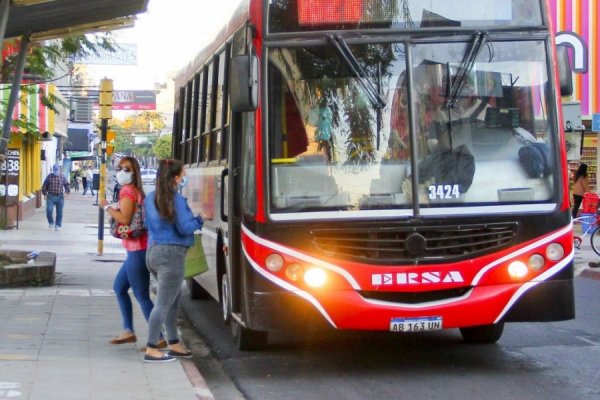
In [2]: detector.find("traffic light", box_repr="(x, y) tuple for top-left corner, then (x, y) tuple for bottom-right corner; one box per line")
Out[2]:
(106, 129), (116, 155)
(99, 78), (113, 119)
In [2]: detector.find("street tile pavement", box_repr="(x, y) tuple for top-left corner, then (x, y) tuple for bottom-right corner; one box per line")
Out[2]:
(0, 194), (210, 400)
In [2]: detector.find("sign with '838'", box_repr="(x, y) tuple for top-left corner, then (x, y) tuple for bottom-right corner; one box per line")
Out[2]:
(0, 148), (20, 206)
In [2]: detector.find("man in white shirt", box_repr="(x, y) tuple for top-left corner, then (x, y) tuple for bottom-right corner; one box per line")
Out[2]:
(83, 167), (95, 196)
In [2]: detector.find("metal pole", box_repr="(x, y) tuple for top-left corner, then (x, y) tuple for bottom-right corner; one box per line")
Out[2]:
(0, 34), (30, 155)
(0, 0), (10, 49)
(97, 119), (107, 255)
(96, 78), (112, 255)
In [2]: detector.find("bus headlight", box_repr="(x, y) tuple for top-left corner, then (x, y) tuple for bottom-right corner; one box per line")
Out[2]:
(528, 254), (545, 271)
(508, 261), (529, 279)
(546, 243), (564, 261)
(266, 253), (284, 272)
(304, 268), (327, 288)
(285, 263), (304, 281)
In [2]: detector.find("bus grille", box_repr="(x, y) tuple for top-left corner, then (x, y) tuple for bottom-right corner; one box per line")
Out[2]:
(311, 223), (516, 264)
(359, 287), (472, 304)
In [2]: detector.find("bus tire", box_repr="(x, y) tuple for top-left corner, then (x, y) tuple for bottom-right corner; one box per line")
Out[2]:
(187, 278), (210, 300)
(590, 228), (600, 256)
(459, 322), (504, 344)
(220, 273), (232, 325)
(231, 319), (268, 351)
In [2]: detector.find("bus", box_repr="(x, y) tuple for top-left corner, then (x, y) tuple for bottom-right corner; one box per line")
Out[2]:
(174, 0), (575, 350)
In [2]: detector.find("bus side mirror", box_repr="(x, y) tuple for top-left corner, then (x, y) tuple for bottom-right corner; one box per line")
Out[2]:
(556, 45), (573, 97)
(230, 54), (259, 112)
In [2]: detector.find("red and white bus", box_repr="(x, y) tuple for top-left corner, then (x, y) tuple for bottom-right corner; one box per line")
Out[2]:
(174, 0), (575, 349)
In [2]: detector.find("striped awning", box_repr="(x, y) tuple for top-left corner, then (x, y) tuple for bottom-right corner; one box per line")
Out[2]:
(0, 83), (64, 136)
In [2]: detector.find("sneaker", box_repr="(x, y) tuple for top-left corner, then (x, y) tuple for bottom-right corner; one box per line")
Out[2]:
(143, 353), (177, 363)
(49, 224), (54, 229)
(55, 226), (62, 231)
(589, 262), (600, 268)
(167, 349), (193, 359)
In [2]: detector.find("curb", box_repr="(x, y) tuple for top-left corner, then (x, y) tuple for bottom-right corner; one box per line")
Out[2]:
(579, 268), (600, 281)
(181, 360), (215, 400)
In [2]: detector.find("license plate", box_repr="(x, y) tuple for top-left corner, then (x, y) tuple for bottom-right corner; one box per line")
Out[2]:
(390, 316), (443, 332)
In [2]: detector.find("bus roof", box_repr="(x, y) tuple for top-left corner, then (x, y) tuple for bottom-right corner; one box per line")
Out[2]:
(173, 0), (253, 87)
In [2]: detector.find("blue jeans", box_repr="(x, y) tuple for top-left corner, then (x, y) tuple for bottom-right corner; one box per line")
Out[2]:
(83, 180), (94, 195)
(46, 194), (64, 227)
(146, 244), (187, 347)
(114, 249), (154, 333)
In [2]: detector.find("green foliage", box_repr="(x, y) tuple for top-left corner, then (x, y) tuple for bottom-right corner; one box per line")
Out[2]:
(152, 134), (173, 160)
(1, 34), (116, 141)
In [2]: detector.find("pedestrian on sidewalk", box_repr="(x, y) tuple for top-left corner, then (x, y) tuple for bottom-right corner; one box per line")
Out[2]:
(81, 166), (88, 195)
(41, 164), (70, 231)
(83, 166), (96, 196)
(143, 158), (203, 363)
(572, 163), (590, 218)
(99, 156), (163, 347)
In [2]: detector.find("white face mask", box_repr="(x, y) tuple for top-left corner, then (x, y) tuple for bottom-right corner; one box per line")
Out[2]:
(116, 170), (133, 186)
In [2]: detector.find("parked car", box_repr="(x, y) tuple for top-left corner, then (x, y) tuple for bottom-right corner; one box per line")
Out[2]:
(141, 169), (157, 185)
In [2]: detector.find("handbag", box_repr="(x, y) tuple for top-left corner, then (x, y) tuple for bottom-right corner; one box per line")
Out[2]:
(185, 234), (208, 279)
(110, 200), (146, 239)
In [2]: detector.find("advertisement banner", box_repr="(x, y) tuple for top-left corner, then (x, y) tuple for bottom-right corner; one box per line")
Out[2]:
(91, 90), (156, 110)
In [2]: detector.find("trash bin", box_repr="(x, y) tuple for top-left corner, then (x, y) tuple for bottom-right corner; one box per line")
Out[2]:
(580, 212), (596, 234)
(92, 173), (100, 191)
(582, 192), (599, 214)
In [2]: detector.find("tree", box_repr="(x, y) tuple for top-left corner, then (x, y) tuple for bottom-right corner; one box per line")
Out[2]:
(112, 111), (165, 134)
(1, 34), (116, 140)
(152, 134), (172, 160)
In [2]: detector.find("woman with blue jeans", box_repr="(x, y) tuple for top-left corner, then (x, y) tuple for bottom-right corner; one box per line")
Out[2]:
(99, 157), (163, 347)
(143, 159), (203, 363)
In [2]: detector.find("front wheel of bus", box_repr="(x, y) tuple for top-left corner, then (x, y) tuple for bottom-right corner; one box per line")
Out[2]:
(231, 319), (268, 351)
(459, 322), (504, 344)
(220, 273), (231, 325)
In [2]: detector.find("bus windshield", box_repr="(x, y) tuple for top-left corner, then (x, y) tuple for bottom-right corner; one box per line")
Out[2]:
(268, 0), (543, 33)
(267, 39), (556, 214)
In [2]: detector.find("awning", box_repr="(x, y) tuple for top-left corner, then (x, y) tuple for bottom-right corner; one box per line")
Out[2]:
(4, 0), (149, 40)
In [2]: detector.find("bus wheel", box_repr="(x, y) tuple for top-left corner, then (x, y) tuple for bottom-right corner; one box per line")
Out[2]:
(220, 273), (231, 325)
(187, 278), (210, 300)
(459, 322), (504, 344)
(231, 319), (268, 351)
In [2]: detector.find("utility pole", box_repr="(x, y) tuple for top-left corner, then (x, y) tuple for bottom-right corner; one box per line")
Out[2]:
(97, 78), (113, 255)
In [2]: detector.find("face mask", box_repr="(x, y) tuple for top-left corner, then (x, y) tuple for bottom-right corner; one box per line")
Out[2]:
(116, 170), (133, 186)
(178, 176), (188, 189)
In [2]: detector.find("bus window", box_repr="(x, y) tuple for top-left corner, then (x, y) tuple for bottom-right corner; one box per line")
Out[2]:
(411, 40), (555, 206)
(267, 43), (411, 213)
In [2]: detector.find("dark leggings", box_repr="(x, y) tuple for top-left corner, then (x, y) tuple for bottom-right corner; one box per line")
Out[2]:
(572, 194), (584, 218)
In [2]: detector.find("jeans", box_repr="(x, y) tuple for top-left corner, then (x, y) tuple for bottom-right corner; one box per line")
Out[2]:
(83, 179), (94, 195)
(46, 194), (64, 227)
(114, 249), (154, 333)
(146, 244), (187, 347)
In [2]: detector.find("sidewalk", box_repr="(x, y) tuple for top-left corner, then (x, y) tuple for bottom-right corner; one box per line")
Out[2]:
(0, 193), (211, 400)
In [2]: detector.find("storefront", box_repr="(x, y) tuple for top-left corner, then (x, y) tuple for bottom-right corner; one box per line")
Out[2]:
(0, 83), (67, 227)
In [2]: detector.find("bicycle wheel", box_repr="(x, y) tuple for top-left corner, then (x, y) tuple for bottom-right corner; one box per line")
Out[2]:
(590, 228), (600, 256)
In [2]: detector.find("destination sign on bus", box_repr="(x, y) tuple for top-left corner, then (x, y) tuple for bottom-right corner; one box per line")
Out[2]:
(271, 0), (540, 32)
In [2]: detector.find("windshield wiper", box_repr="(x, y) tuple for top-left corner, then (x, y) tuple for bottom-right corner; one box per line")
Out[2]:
(446, 31), (488, 109)
(328, 34), (387, 110)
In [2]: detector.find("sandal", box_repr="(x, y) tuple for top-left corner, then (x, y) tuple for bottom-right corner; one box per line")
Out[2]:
(110, 334), (137, 344)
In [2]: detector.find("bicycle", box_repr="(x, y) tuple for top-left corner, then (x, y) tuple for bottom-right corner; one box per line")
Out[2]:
(573, 213), (600, 255)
